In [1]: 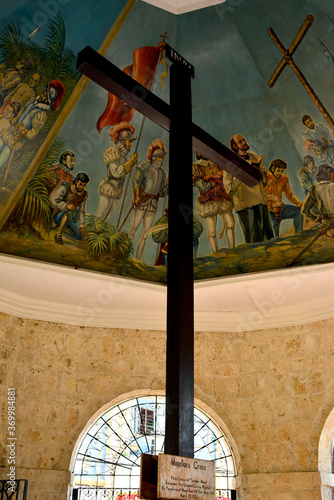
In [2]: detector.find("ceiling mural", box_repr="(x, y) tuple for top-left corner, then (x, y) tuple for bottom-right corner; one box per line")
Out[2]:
(0, 0), (334, 285)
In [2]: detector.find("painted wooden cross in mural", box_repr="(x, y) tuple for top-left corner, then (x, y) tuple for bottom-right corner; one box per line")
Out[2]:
(77, 44), (260, 459)
(268, 14), (334, 133)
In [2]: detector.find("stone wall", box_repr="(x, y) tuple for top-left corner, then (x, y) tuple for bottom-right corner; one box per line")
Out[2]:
(1, 312), (334, 499)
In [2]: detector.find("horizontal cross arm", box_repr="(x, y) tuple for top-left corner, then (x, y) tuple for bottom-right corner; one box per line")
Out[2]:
(268, 57), (287, 88)
(268, 15), (315, 88)
(77, 46), (260, 186)
(288, 14), (314, 55)
(77, 45), (171, 130)
(267, 28), (289, 87)
(192, 124), (261, 186)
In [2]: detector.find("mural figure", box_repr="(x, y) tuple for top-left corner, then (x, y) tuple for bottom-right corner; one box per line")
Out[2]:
(224, 134), (273, 243)
(150, 210), (169, 265)
(49, 172), (90, 244)
(149, 209), (204, 266)
(0, 102), (20, 135)
(1, 73), (41, 116)
(302, 164), (334, 238)
(96, 122), (138, 222)
(298, 155), (318, 196)
(48, 150), (76, 188)
(193, 152), (235, 252)
(2, 5), (334, 283)
(302, 114), (334, 166)
(0, 80), (65, 179)
(0, 59), (32, 106)
(17, 80), (65, 141)
(265, 158), (303, 237)
(128, 139), (168, 260)
(0, 102), (21, 177)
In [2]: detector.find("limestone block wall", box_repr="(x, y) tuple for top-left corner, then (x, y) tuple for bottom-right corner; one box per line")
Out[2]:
(194, 324), (334, 499)
(1, 312), (334, 499)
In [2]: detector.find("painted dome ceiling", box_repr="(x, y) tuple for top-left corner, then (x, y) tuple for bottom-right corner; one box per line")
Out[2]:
(1, 0), (334, 328)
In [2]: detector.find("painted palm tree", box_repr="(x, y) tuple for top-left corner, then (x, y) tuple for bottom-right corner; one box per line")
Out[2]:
(5, 139), (64, 232)
(0, 13), (79, 90)
(41, 12), (79, 85)
(85, 215), (134, 263)
(0, 13), (80, 184)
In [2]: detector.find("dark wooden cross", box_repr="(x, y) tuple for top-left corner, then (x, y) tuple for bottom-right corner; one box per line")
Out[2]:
(268, 14), (334, 133)
(77, 44), (260, 458)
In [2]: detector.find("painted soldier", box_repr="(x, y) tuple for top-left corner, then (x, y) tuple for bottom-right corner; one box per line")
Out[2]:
(96, 122), (138, 222)
(128, 139), (168, 260)
(17, 79), (65, 140)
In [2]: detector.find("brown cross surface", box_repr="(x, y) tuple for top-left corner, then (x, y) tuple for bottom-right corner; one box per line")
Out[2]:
(77, 45), (260, 461)
(77, 46), (261, 185)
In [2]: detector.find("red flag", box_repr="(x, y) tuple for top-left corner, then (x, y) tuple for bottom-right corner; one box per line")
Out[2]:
(97, 46), (160, 133)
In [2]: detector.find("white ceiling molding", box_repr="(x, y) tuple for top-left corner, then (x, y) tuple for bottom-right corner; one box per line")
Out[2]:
(1, 253), (334, 332)
(141, 0), (227, 15)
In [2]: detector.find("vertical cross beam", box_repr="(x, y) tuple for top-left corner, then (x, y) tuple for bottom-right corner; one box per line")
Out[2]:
(165, 48), (194, 458)
(76, 44), (261, 460)
(268, 14), (334, 133)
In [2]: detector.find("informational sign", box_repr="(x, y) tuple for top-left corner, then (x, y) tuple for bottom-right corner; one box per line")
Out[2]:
(158, 454), (215, 500)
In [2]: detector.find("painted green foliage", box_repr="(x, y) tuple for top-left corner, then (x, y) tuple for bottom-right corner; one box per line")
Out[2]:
(85, 215), (133, 263)
(0, 13), (80, 187)
(2, 0), (334, 285)
(5, 140), (62, 231)
(0, 11), (134, 269)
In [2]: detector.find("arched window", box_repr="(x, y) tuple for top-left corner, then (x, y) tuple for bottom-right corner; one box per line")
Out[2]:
(318, 405), (334, 499)
(70, 394), (237, 499)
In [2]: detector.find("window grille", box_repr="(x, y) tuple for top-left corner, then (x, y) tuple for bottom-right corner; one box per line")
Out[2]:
(71, 395), (237, 499)
(138, 408), (154, 435)
(0, 480), (28, 500)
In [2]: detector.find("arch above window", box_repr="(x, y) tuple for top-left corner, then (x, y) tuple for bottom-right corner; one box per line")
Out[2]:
(319, 406), (334, 499)
(69, 392), (239, 500)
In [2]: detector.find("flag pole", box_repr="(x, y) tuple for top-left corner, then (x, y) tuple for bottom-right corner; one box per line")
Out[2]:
(116, 34), (169, 229)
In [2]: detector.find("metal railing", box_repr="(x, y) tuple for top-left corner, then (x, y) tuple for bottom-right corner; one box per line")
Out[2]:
(0, 480), (28, 500)
(71, 487), (237, 499)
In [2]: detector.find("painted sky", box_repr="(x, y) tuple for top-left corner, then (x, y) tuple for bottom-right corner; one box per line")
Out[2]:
(1, 0), (129, 52)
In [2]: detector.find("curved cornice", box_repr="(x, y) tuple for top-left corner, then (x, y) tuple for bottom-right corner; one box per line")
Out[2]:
(1, 254), (334, 331)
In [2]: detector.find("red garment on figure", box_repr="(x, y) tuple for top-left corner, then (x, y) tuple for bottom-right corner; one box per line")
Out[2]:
(197, 175), (231, 204)
(51, 167), (74, 187)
